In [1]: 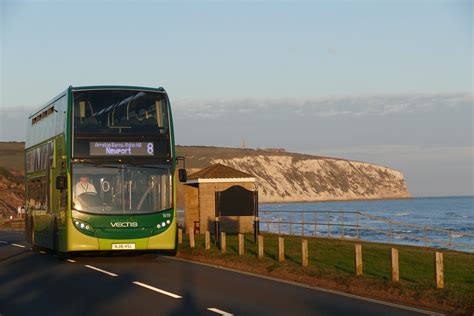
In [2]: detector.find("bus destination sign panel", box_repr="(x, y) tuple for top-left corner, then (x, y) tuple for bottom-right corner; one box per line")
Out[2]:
(90, 142), (154, 156)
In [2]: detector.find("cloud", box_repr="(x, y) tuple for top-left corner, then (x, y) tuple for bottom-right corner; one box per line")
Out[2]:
(172, 92), (473, 119)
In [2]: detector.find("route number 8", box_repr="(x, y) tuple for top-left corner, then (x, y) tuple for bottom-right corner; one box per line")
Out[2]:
(147, 143), (154, 155)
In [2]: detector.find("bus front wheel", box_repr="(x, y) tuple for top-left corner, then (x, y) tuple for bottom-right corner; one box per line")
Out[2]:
(30, 221), (39, 252)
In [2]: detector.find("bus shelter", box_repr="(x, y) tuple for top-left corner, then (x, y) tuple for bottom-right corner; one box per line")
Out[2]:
(183, 164), (257, 235)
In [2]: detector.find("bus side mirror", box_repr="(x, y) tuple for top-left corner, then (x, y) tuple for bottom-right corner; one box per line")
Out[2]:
(178, 169), (187, 183)
(56, 176), (67, 191)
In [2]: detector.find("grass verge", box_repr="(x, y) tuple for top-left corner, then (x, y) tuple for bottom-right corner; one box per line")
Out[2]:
(177, 232), (474, 315)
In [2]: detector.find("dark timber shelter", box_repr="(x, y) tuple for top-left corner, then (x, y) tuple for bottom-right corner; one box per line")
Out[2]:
(184, 164), (256, 234)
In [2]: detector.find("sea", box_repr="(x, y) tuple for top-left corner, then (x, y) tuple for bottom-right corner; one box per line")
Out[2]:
(259, 196), (474, 252)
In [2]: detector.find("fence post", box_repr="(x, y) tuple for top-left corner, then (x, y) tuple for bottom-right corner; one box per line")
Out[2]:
(389, 222), (392, 243)
(238, 233), (244, 256)
(214, 217), (220, 245)
(355, 244), (363, 276)
(278, 236), (285, 262)
(189, 228), (195, 248)
(205, 230), (210, 250)
(391, 248), (399, 282)
(220, 232), (226, 254)
(178, 228), (183, 245)
(302, 239), (308, 267)
(258, 235), (264, 259)
(435, 252), (444, 289)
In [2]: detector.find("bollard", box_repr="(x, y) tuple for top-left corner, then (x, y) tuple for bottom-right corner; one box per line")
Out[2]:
(178, 228), (183, 245)
(238, 233), (244, 256)
(220, 232), (226, 254)
(189, 228), (195, 248)
(258, 235), (264, 259)
(355, 244), (363, 276)
(435, 252), (444, 289)
(391, 248), (399, 282)
(278, 237), (285, 262)
(302, 239), (308, 267)
(205, 230), (210, 250)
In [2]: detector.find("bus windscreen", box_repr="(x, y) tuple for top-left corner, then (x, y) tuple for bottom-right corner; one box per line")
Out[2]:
(73, 90), (169, 135)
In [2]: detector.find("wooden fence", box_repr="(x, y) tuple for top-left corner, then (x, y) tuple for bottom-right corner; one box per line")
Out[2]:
(180, 227), (447, 289)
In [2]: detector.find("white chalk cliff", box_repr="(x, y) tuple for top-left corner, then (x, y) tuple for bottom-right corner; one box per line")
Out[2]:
(211, 155), (410, 203)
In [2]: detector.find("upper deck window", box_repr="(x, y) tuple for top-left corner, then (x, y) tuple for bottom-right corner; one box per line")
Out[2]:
(73, 90), (169, 135)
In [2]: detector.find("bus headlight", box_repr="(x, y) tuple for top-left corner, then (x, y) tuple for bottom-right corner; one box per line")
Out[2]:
(73, 218), (95, 236)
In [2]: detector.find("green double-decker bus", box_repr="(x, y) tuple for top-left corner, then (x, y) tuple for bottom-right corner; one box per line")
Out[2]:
(25, 86), (184, 255)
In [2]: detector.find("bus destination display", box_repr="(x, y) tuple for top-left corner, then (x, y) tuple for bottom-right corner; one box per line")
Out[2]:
(89, 142), (154, 156)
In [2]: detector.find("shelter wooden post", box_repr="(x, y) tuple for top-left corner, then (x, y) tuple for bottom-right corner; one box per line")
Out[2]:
(435, 252), (444, 289)
(355, 244), (363, 276)
(258, 235), (264, 259)
(302, 239), (308, 267)
(238, 233), (244, 256)
(205, 230), (211, 250)
(189, 228), (195, 248)
(278, 237), (285, 262)
(178, 228), (183, 245)
(220, 232), (226, 254)
(391, 248), (399, 282)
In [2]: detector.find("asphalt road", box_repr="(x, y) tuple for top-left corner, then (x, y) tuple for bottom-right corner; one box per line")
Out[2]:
(0, 230), (436, 316)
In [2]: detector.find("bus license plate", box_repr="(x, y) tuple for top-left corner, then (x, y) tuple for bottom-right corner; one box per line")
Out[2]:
(112, 243), (136, 250)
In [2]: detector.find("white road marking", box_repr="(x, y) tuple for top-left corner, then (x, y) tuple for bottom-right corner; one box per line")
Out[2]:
(11, 243), (26, 248)
(132, 281), (182, 299)
(67, 259), (76, 263)
(207, 307), (234, 316)
(0, 241), (8, 244)
(40, 250), (46, 254)
(84, 265), (118, 277)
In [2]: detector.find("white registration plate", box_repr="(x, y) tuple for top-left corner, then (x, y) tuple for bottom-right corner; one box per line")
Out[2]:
(112, 243), (136, 250)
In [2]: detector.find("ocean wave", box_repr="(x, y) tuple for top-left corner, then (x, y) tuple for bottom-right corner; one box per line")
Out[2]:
(394, 212), (410, 216)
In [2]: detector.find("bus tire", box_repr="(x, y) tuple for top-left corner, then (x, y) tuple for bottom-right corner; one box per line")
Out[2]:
(31, 221), (39, 252)
(53, 219), (59, 254)
(25, 216), (31, 243)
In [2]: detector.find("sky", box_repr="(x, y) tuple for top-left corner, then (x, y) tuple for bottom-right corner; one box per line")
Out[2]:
(0, 0), (472, 197)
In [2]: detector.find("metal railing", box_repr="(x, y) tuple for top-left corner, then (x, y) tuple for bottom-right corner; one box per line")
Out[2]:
(259, 210), (474, 252)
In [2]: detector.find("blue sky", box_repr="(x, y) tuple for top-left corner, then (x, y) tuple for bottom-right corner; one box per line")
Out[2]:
(0, 0), (472, 196)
